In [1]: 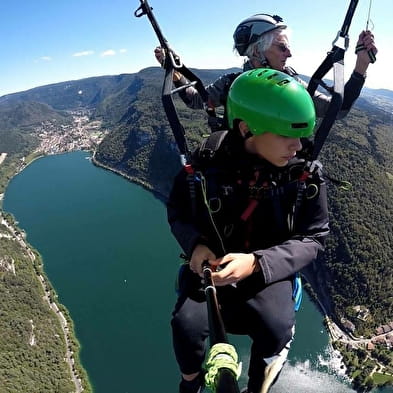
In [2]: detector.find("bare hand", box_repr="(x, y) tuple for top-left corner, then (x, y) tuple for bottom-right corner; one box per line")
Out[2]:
(210, 253), (258, 286)
(154, 46), (165, 66)
(153, 46), (182, 82)
(190, 244), (216, 276)
(355, 30), (378, 73)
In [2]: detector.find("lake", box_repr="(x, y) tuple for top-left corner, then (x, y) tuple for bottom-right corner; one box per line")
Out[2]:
(3, 151), (391, 393)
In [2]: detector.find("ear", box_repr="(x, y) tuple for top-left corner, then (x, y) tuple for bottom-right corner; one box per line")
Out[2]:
(239, 121), (253, 139)
(253, 44), (261, 58)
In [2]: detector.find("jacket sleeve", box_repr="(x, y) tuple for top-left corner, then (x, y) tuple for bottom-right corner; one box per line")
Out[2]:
(254, 177), (329, 285)
(173, 73), (235, 109)
(298, 72), (365, 120)
(166, 170), (203, 258)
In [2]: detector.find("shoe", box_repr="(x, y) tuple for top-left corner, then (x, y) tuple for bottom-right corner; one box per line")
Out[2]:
(247, 339), (291, 393)
(259, 344), (289, 393)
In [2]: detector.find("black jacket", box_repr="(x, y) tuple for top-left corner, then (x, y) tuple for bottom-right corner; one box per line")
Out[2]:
(167, 132), (329, 285)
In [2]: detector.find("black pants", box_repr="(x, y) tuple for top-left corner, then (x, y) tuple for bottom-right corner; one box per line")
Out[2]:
(171, 266), (295, 377)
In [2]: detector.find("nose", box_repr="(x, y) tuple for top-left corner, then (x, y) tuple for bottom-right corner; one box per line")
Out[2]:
(290, 138), (302, 151)
(286, 47), (292, 57)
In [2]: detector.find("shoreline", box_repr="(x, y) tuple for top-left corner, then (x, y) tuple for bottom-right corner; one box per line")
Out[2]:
(0, 211), (88, 392)
(301, 271), (393, 390)
(0, 146), (99, 392)
(90, 153), (167, 202)
(3, 147), (392, 392)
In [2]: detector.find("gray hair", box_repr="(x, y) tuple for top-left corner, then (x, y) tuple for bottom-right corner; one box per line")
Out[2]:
(244, 26), (287, 65)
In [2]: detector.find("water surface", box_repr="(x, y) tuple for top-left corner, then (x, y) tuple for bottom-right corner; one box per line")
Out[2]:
(4, 151), (391, 393)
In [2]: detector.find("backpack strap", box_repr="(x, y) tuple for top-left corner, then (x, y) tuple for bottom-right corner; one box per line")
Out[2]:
(198, 130), (229, 161)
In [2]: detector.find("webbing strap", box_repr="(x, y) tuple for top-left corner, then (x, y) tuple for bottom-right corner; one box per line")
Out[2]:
(135, 0), (209, 165)
(307, 48), (345, 160)
(307, 0), (359, 161)
(198, 131), (228, 161)
(311, 59), (345, 160)
(161, 67), (190, 160)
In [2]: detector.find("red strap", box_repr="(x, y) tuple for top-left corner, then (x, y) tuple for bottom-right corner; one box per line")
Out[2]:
(299, 171), (310, 182)
(184, 164), (194, 174)
(241, 199), (259, 221)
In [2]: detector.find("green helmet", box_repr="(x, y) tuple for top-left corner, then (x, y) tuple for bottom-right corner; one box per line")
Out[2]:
(227, 68), (316, 137)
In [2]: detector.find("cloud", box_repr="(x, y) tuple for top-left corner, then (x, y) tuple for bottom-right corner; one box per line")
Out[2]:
(72, 50), (94, 57)
(33, 56), (53, 63)
(119, 48), (127, 54)
(101, 49), (116, 57)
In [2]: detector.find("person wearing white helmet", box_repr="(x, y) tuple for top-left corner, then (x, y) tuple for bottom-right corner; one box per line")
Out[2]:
(154, 13), (377, 124)
(233, 13), (290, 71)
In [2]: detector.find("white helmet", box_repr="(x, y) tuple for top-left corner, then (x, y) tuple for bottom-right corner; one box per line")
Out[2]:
(234, 14), (286, 56)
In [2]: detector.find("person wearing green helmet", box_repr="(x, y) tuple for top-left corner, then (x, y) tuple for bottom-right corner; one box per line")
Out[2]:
(167, 69), (329, 393)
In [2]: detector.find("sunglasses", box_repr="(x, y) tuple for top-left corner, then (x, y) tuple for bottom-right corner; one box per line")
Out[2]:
(273, 43), (290, 53)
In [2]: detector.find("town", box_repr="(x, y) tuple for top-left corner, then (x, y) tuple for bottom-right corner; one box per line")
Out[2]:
(34, 110), (107, 155)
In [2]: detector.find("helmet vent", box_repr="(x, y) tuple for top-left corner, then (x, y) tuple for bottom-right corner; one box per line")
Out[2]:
(277, 79), (290, 86)
(267, 72), (279, 80)
(256, 69), (269, 77)
(291, 122), (308, 129)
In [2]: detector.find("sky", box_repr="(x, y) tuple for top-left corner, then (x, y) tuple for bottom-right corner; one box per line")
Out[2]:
(1, 0), (392, 97)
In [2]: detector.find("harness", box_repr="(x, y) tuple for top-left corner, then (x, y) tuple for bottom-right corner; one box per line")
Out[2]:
(195, 132), (315, 311)
(195, 131), (322, 245)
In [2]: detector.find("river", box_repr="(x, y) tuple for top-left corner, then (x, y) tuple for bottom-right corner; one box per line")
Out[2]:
(3, 151), (392, 393)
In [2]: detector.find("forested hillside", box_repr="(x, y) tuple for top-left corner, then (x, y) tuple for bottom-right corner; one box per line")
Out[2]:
(94, 67), (216, 196)
(0, 213), (89, 392)
(316, 106), (393, 331)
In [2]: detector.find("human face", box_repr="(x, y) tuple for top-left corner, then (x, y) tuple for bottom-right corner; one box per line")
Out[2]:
(245, 132), (302, 167)
(264, 32), (291, 71)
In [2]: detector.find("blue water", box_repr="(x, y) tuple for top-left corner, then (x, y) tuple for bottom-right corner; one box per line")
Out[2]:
(3, 151), (392, 393)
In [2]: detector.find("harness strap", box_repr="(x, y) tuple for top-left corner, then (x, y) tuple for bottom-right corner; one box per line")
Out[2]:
(135, 0), (209, 166)
(199, 131), (229, 161)
(355, 43), (376, 63)
(240, 199), (259, 222)
(186, 172), (197, 220)
(307, 0), (359, 161)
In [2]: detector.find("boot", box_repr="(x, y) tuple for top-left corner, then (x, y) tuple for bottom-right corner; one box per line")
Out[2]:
(247, 341), (290, 393)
